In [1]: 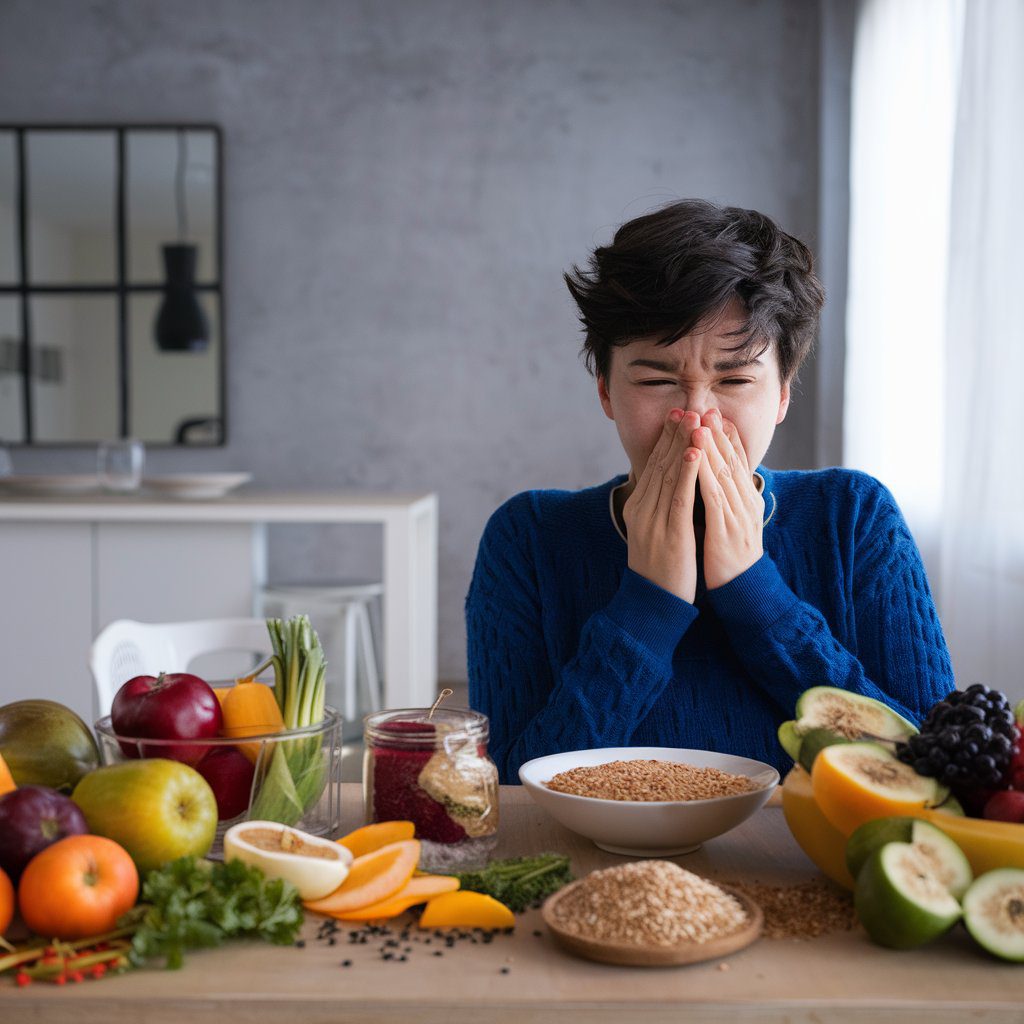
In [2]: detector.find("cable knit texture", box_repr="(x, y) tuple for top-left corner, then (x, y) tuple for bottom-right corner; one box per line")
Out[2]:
(466, 466), (954, 784)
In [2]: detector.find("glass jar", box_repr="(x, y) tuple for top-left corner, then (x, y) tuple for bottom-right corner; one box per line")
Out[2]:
(363, 707), (499, 871)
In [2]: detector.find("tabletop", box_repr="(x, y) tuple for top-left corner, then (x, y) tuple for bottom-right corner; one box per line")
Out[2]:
(3, 783), (1020, 1023)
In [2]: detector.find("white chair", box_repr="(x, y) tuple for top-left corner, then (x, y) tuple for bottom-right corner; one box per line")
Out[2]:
(90, 617), (273, 717)
(258, 582), (382, 729)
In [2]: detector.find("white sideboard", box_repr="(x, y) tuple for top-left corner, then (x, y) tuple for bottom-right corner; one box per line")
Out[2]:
(0, 490), (438, 725)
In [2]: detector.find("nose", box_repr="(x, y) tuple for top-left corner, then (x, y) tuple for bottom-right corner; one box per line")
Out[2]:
(674, 387), (715, 419)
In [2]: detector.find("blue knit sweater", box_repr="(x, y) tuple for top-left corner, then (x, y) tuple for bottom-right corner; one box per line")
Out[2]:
(466, 466), (954, 784)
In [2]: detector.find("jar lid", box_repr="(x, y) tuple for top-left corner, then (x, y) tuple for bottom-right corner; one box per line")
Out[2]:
(364, 707), (488, 749)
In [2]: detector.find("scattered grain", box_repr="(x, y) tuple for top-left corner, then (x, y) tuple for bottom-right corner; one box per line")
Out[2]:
(551, 861), (748, 946)
(720, 878), (856, 939)
(544, 759), (759, 801)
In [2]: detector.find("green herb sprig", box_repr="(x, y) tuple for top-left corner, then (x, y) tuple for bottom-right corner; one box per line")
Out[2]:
(454, 853), (573, 913)
(125, 856), (304, 970)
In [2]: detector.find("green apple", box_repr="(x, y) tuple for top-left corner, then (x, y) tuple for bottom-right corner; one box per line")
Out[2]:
(846, 816), (972, 897)
(854, 842), (962, 949)
(962, 868), (1024, 962)
(72, 758), (217, 872)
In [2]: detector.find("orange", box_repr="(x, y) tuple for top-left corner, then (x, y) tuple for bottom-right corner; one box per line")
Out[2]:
(18, 834), (139, 940)
(0, 752), (16, 797)
(0, 866), (14, 935)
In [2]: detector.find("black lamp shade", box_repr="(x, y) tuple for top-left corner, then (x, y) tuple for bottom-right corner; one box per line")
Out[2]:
(155, 244), (210, 352)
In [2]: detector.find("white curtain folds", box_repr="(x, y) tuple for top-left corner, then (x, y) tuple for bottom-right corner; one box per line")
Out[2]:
(845, 0), (1024, 700)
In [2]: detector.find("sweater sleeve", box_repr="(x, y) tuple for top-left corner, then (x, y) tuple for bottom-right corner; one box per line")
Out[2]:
(704, 476), (953, 722)
(466, 495), (698, 783)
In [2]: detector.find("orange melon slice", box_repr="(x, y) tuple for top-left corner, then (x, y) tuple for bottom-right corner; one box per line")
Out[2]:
(328, 874), (460, 921)
(0, 752), (14, 797)
(418, 891), (515, 930)
(304, 839), (420, 914)
(811, 742), (945, 837)
(337, 820), (416, 859)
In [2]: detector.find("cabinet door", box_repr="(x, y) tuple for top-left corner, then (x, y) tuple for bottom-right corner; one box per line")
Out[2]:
(0, 523), (93, 722)
(95, 522), (262, 683)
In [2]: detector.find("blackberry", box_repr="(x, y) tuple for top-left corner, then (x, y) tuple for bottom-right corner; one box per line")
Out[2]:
(895, 684), (1018, 792)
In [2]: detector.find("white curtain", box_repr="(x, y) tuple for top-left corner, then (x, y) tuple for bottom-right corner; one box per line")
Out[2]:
(939, 0), (1024, 699)
(845, 0), (1024, 702)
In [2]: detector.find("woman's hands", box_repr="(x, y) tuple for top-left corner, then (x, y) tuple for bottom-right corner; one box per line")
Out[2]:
(691, 409), (765, 590)
(622, 409), (703, 603)
(623, 408), (765, 602)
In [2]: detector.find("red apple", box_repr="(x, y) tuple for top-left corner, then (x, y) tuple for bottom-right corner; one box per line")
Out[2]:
(0, 785), (89, 880)
(196, 746), (255, 820)
(111, 672), (222, 766)
(982, 789), (1024, 824)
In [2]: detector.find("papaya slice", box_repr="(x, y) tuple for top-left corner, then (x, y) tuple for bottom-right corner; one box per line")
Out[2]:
(811, 742), (945, 837)
(418, 891), (515, 930)
(780, 766), (855, 890)
(0, 752), (15, 797)
(328, 874), (460, 921)
(337, 820), (416, 859)
(304, 839), (420, 914)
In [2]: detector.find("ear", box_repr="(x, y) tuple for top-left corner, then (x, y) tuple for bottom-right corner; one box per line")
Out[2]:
(775, 380), (791, 426)
(598, 375), (615, 421)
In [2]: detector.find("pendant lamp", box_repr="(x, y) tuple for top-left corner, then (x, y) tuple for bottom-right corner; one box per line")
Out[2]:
(155, 130), (209, 352)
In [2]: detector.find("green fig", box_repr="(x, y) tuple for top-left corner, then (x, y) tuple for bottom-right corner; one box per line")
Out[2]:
(854, 842), (962, 949)
(846, 816), (972, 897)
(962, 868), (1024, 962)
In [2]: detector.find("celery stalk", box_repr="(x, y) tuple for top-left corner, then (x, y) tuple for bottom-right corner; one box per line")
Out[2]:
(249, 615), (330, 826)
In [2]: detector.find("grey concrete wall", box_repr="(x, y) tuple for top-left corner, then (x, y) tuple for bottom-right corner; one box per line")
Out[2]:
(1, 0), (823, 683)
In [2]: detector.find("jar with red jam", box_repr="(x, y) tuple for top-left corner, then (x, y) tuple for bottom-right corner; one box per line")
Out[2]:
(362, 707), (499, 871)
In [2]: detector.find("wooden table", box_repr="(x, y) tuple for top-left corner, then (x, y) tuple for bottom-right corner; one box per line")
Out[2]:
(4, 784), (1020, 1023)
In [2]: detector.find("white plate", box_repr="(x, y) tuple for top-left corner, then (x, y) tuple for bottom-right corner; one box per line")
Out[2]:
(141, 472), (252, 499)
(519, 747), (779, 856)
(0, 473), (100, 495)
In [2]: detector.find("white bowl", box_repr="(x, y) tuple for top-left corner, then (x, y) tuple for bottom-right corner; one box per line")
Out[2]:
(519, 747), (779, 857)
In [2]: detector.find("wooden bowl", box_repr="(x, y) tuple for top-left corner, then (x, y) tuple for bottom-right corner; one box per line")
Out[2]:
(541, 878), (763, 967)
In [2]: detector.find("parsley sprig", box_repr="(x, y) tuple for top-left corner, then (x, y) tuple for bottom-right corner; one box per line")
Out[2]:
(454, 853), (572, 912)
(125, 856), (304, 970)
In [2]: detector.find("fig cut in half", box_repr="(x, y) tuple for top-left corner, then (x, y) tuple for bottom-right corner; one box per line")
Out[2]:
(854, 841), (962, 949)
(778, 687), (917, 761)
(223, 820), (353, 900)
(812, 742), (947, 837)
(962, 868), (1024, 962)
(845, 816), (973, 898)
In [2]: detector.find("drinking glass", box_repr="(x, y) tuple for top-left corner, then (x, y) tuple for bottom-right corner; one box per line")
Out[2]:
(97, 438), (144, 492)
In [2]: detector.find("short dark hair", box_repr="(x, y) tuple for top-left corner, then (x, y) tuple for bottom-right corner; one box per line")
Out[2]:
(564, 199), (824, 383)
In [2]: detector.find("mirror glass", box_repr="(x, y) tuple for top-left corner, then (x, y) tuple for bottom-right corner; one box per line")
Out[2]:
(30, 295), (119, 442)
(0, 125), (223, 446)
(127, 131), (217, 285)
(0, 296), (21, 441)
(0, 134), (15, 284)
(29, 132), (117, 285)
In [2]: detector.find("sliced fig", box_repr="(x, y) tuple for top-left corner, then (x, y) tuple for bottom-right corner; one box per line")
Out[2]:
(845, 816), (972, 898)
(854, 842), (962, 949)
(962, 868), (1024, 962)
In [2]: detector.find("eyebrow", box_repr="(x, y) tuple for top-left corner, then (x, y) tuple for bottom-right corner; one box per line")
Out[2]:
(627, 356), (764, 372)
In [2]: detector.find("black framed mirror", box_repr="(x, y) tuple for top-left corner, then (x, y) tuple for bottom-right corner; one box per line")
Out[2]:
(0, 124), (225, 446)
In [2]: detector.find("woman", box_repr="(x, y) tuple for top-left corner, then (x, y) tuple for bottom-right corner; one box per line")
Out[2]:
(467, 199), (953, 783)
